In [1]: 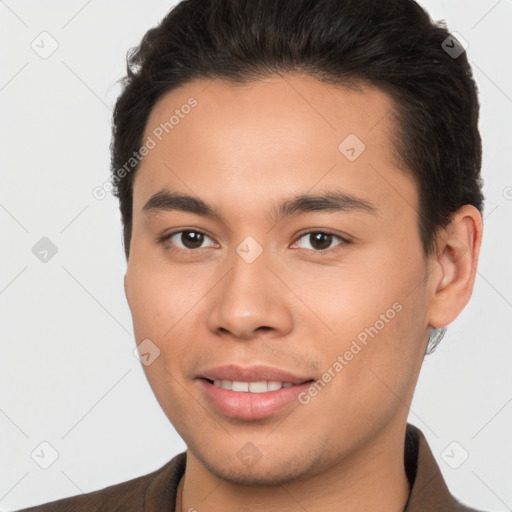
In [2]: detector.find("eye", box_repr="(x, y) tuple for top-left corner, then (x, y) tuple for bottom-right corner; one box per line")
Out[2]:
(292, 231), (349, 253)
(158, 230), (217, 251)
(158, 229), (350, 254)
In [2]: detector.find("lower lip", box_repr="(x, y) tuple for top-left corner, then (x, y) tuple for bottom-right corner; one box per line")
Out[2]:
(198, 379), (312, 420)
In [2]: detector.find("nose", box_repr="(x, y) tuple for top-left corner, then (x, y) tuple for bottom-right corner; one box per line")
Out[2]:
(206, 246), (293, 341)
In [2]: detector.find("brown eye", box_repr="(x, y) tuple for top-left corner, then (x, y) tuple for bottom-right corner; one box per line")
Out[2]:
(178, 230), (205, 249)
(161, 230), (216, 251)
(309, 232), (333, 250)
(294, 231), (347, 252)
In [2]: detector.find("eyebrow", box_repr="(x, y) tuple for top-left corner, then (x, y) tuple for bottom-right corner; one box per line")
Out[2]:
(142, 189), (377, 223)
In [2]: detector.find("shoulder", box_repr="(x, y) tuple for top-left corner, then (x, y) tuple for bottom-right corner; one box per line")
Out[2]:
(453, 501), (490, 512)
(15, 452), (186, 512)
(405, 424), (491, 512)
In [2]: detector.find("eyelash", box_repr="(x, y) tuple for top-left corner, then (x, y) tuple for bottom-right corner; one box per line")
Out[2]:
(157, 229), (351, 255)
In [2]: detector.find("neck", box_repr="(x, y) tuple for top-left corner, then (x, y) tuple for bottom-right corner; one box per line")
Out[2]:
(176, 421), (411, 512)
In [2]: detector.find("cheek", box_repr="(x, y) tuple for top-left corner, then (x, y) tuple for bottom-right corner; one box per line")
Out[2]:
(295, 241), (424, 343)
(299, 243), (428, 414)
(126, 257), (199, 340)
(126, 263), (196, 422)
(296, 298), (426, 452)
(125, 259), (213, 396)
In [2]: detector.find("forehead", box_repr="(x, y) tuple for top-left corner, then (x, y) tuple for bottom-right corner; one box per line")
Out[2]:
(132, 74), (416, 222)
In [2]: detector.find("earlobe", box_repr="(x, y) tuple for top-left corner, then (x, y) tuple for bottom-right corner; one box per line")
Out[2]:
(428, 205), (483, 328)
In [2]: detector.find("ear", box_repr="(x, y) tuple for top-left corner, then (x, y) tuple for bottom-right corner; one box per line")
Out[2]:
(427, 205), (483, 329)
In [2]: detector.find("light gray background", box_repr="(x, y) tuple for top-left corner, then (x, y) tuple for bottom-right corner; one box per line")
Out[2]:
(1, 1), (511, 510)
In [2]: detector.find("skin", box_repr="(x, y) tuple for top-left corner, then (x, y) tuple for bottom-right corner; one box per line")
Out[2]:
(123, 74), (483, 512)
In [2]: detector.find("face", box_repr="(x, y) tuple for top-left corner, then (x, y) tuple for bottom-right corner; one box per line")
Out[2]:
(124, 74), (433, 485)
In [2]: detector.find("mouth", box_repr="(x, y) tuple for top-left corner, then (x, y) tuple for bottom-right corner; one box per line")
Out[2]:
(203, 378), (312, 393)
(196, 365), (315, 419)
(197, 364), (314, 386)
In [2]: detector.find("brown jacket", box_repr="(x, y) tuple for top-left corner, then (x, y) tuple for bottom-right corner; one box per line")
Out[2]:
(17, 424), (484, 511)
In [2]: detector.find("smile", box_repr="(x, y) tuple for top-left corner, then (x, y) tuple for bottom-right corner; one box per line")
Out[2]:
(210, 379), (295, 393)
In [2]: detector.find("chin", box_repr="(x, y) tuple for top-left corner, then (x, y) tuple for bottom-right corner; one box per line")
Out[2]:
(190, 443), (325, 487)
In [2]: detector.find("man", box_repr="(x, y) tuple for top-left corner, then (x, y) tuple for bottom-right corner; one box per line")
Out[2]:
(19, 0), (486, 510)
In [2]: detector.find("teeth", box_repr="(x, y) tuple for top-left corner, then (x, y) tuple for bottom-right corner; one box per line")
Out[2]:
(232, 381), (249, 392)
(248, 381), (267, 393)
(268, 381), (284, 391)
(212, 379), (294, 393)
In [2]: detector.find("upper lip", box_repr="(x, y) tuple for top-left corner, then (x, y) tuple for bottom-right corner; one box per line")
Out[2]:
(197, 365), (314, 385)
